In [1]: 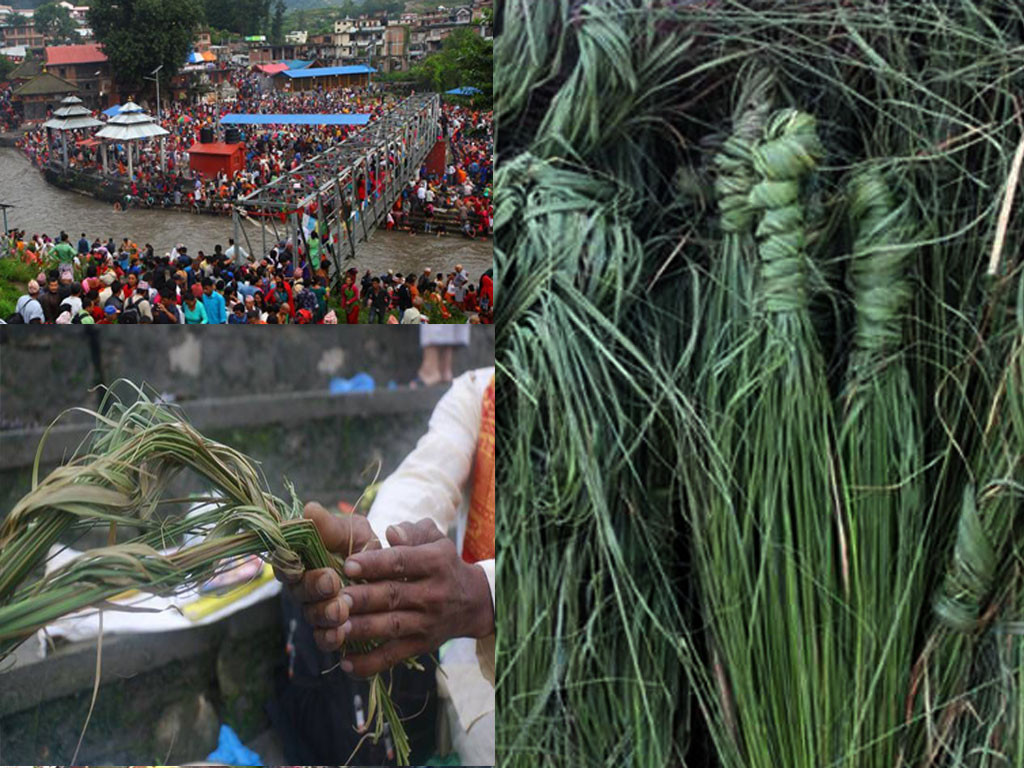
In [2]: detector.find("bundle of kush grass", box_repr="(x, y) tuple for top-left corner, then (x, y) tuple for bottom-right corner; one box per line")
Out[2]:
(497, 1), (1024, 767)
(0, 383), (410, 765)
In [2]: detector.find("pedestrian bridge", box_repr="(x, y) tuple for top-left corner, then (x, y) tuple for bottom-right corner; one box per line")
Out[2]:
(229, 93), (441, 277)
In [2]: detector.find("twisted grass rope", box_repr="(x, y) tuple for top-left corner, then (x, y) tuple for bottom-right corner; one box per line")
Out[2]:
(749, 109), (823, 314)
(846, 170), (916, 359)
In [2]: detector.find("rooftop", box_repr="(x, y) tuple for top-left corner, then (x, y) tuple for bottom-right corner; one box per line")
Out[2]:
(7, 57), (42, 80)
(279, 64), (376, 79)
(13, 71), (78, 97)
(44, 43), (107, 66)
(188, 141), (245, 156)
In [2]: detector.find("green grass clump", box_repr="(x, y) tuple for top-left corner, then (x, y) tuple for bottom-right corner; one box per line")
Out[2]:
(0, 257), (38, 318)
(497, 1), (1024, 767)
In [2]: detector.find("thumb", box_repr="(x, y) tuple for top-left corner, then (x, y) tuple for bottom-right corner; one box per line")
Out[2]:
(303, 501), (377, 556)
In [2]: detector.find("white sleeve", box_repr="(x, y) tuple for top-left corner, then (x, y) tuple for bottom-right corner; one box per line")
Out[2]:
(366, 368), (492, 543)
(474, 557), (495, 683)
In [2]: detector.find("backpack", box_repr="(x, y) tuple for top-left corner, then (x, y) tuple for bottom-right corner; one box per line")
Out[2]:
(120, 296), (142, 324)
(8, 296), (40, 324)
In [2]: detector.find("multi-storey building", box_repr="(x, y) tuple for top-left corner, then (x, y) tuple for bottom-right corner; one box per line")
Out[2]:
(407, 5), (478, 61)
(2, 15), (45, 50)
(43, 44), (112, 110)
(382, 23), (407, 72)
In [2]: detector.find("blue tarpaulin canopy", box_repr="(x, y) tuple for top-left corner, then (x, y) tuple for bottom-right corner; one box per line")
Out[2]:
(280, 65), (376, 79)
(103, 104), (123, 117)
(446, 86), (482, 95)
(281, 59), (315, 70)
(219, 113), (372, 126)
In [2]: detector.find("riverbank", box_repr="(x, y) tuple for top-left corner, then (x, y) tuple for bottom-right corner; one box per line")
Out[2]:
(0, 127), (27, 148)
(0, 147), (492, 278)
(18, 154), (489, 237)
(0, 256), (34, 317)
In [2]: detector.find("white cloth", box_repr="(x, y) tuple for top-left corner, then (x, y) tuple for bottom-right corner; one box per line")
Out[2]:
(64, 295), (83, 316)
(225, 244), (250, 265)
(420, 325), (471, 347)
(366, 367), (495, 755)
(15, 294), (43, 323)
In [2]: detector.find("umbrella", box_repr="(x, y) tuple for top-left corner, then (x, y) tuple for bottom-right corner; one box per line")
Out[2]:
(445, 86), (482, 96)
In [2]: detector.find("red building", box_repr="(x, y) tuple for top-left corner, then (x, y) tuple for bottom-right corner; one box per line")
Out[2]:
(188, 141), (244, 178)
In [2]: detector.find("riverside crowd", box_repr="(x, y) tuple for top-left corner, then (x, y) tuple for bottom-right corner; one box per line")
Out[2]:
(4, 229), (493, 325)
(0, 85), (17, 133)
(12, 76), (492, 235)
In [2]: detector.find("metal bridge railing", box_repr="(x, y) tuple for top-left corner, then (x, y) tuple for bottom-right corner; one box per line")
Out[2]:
(231, 93), (442, 281)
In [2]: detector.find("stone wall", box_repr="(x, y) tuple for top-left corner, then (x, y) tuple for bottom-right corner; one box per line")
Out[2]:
(0, 326), (494, 429)
(0, 325), (494, 529)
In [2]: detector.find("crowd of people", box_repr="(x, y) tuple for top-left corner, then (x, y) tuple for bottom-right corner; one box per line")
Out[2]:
(388, 102), (493, 239)
(0, 85), (17, 134)
(11, 72), (493, 237)
(3, 69), (494, 325)
(4, 228), (493, 325)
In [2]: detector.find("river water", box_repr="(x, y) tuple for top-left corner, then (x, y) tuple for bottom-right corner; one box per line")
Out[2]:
(0, 147), (492, 280)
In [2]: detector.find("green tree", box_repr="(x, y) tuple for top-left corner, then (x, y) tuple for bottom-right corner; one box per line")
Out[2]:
(409, 28), (493, 105)
(203, 0), (268, 36)
(88, 0), (204, 93)
(269, 0), (284, 43)
(34, 2), (78, 43)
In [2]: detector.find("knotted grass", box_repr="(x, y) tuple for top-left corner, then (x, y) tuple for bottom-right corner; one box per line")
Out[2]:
(498, 1), (1024, 767)
(0, 383), (409, 765)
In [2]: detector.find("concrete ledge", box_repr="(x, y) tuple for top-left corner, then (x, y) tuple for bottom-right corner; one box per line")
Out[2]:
(0, 593), (278, 717)
(0, 386), (446, 470)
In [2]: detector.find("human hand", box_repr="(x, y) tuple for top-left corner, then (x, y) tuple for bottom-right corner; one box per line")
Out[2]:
(273, 501), (380, 650)
(336, 521), (495, 677)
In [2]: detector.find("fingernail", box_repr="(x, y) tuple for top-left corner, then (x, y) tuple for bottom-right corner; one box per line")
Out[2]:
(344, 561), (361, 578)
(341, 620), (352, 636)
(317, 572), (334, 596)
(324, 628), (337, 646)
(342, 593), (353, 607)
(326, 601), (339, 623)
(340, 659), (353, 673)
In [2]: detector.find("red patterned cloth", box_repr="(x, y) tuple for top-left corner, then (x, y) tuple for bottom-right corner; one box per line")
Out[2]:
(462, 375), (495, 563)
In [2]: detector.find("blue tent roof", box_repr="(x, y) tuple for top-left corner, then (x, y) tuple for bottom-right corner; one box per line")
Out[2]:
(219, 113), (372, 126)
(280, 65), (377, 79)
(103, 104), (122, 117)
(446, 86), (482, 95)
(281, 59), (314, 70)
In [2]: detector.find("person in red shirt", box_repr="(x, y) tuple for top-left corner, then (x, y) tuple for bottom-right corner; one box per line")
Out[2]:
(266, 276), (294, 317)
(87, 291), (105, 323)
(122, 272), (139, 301)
